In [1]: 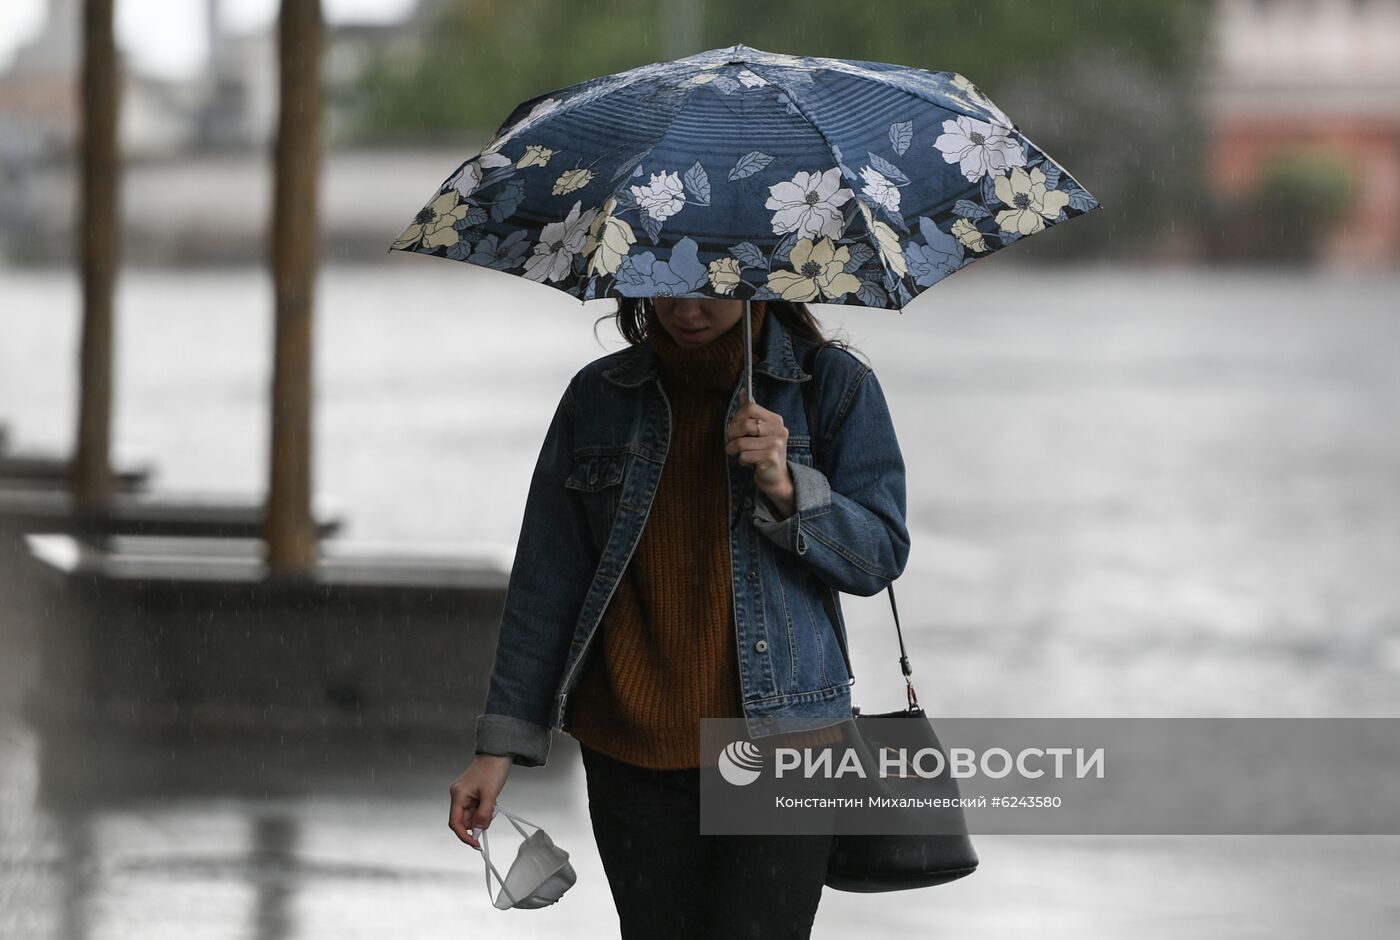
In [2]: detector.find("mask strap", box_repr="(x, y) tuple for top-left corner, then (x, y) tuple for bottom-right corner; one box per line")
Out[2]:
(478, 801), (539, 908)
(494, 804), (541, 835)
(481, 825), (519, 908)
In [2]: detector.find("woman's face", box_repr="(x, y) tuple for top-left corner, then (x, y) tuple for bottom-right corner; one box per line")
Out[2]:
(651, 297), (745, 348)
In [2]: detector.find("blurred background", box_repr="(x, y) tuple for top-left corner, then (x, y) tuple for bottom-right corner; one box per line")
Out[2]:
(2, 0), (1398, 937)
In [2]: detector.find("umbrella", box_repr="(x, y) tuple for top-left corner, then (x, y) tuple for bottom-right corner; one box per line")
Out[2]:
(390, 43), (1101, 402)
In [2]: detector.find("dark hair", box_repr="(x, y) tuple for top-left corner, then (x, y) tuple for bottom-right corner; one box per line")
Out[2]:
(593, 298), (867, 367)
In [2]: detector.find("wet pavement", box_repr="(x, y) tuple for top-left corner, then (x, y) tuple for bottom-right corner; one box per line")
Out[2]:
(3, 264), (1400, 936)
(3, 716), (1398, 938)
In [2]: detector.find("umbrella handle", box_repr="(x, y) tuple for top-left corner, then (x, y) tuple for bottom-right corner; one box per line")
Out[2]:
(743, 298), (754, 406)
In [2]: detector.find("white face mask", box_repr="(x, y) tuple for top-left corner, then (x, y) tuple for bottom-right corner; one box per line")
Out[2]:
(479, 803), (577, 910)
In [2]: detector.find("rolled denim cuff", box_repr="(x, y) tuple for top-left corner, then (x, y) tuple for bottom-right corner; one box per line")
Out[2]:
(751, 459), (832, 555)
(474, 712), (552, 768)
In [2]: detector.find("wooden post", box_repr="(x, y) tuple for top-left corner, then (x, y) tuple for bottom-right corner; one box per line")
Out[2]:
(265, 0), (323, 574)
(72, 0), (119, 513)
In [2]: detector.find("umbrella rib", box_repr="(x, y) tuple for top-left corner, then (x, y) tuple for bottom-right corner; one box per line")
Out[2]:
(594, 75), (716, 241)
(489, 60), (691, 169)
(828, 67), (1097, 216)
(491, 70), (716, 305)
(826, 60), (1004, 128)
(842, 69), (1084, 185)
(740, 61), (896, 299)
(520, 56), (679, 125)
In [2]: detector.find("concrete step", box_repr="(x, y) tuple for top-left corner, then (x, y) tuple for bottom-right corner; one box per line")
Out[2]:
(0, 448), (155, 491)
(18, 532), (514, 739)
(0, 487), (345, 538)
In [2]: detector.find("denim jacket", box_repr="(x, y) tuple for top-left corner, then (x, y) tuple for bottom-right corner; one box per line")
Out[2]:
(473, 311), (910, 767)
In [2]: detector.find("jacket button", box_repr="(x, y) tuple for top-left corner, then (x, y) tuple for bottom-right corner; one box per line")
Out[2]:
(754, 639), (768, 653)
(762, 715), (775, 725)
(746, 569), (758, 582)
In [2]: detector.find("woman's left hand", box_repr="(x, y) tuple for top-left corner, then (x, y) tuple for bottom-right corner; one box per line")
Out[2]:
(725, 388), (796, 518)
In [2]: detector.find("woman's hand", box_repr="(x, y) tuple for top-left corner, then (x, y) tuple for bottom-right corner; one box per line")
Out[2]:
(449, 754), (513, 851)
(725, 387), (796, 518)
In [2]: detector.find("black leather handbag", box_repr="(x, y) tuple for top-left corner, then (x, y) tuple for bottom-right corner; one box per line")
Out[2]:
(798, 343), (980, 893)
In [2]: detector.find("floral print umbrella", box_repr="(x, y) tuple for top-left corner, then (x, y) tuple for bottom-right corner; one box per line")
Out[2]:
(390, 43), (1101, 309)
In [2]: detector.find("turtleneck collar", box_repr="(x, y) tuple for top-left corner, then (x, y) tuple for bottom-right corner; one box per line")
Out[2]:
(645, 301), (767, 394)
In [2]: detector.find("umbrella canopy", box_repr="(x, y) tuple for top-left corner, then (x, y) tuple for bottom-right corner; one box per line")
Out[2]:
(390, 43), (1100, 310)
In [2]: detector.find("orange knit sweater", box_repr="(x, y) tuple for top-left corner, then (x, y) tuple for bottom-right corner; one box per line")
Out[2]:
(563, 302), (764, 769)
(563, 301), (845, 769)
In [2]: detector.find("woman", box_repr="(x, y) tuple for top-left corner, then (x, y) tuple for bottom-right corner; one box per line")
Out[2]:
(449, 295), (910, 938)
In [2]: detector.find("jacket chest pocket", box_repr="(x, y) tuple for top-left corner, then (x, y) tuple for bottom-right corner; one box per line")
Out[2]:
(564, 450), (629, 547)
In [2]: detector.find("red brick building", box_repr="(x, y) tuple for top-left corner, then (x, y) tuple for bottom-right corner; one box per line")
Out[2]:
(1207, 0), (1400, 267)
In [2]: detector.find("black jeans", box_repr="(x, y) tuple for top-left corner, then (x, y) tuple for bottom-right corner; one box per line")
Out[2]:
(580, 742), (834, 939)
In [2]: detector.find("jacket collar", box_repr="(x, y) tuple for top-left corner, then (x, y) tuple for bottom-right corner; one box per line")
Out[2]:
(602, 305), (812, 388)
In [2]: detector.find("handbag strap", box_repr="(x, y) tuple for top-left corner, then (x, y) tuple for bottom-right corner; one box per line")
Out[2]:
(801, 343), (919, 711)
